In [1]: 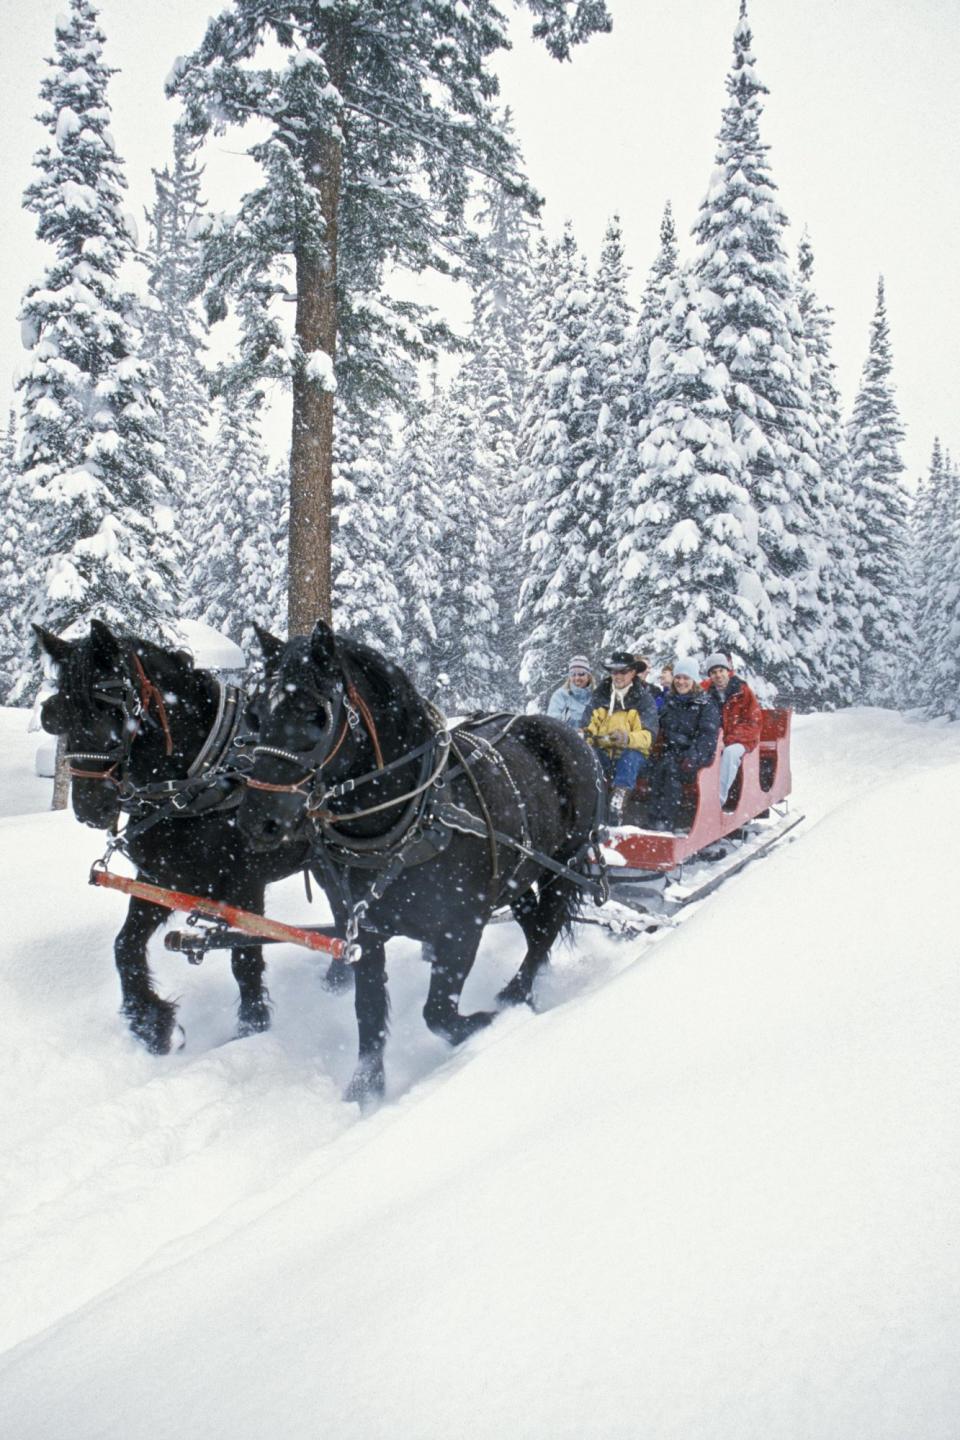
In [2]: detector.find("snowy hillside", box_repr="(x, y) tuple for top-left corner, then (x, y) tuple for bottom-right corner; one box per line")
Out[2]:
(0, 706), (958, 1439)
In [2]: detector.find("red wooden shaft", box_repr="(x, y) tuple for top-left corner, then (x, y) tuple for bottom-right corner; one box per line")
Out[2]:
(90, 868), (347, 959)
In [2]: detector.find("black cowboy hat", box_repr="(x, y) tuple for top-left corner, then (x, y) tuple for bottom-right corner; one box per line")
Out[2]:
(602, 650), (637, 671)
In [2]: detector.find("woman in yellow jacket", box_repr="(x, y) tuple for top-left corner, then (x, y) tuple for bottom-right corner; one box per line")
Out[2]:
(583, 651), (659, 821)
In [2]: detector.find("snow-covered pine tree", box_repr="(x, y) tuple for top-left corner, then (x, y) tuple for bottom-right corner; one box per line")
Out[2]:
(612, 267), (759, 671)
(465, 137), (537, 703)
(463, 315), (523, 706)
(331, 401), (403, 654)
(390, 403), (447, 695)
(143, 126), (212, 542)
(795, 231), (863, 707)
(516, 225), (602, 698)
(914, 439), (960, 717)
(262, 460), (290, 641)
(472, 111), (537, 422)
(15, 0), (181, 695)
(932, 452), (960, 719)
(582, 216), (634, 653)
(847, 276), (915, 706)
(633, 200), (679, 418)
(432, 374), (502, 711)
(186, 387), (284, 653)
(610, 202), (679, 584)
(170, 0), (611, 634)
(690, 1), (823, 697)
(911, 437), (941, 621)
(0, 412), (33, 702)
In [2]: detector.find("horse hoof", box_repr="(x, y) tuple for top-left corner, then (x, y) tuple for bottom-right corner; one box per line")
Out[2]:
(322, 959), (354, 994)
(496, 977), (533, 1009)
(237, 1001), (271, 1037)
(344, 1061), (385, 1111)
(427, 1009), (495, 1046)
(124, 1000), (181, 1055)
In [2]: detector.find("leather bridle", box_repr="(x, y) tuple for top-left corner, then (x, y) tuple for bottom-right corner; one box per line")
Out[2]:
(245, 673), (450, 828)
(65, 651), (173, 788)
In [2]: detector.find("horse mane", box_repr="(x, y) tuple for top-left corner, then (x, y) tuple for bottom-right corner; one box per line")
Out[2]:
(129, 632), (199, 686)
(336, 632), (425, 722)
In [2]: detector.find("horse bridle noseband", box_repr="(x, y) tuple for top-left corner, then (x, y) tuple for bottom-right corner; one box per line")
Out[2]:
(65, 652), (173, 787)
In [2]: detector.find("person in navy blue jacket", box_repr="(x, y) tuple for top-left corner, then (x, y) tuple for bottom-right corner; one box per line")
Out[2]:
(646, 659), (721, 832)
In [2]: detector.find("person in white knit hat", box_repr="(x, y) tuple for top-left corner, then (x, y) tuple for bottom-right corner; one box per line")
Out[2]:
(546, 654), (595, 729)
(646, 659), (721, 831)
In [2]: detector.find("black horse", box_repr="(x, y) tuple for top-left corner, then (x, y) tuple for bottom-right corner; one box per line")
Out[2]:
(37, 620), (314, 1053)
(238, 620), (605, 1106)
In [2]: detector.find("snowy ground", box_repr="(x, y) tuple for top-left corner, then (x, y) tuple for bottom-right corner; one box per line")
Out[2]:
(0, 703), (958, 1439)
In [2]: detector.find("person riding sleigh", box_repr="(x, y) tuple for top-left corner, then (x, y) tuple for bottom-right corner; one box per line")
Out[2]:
(583, 650), (659, 822)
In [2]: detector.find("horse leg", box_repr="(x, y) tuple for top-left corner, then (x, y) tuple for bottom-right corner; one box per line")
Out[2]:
(115, 897), (181, 1054)
(231, 944), (271, 1036)
(344, 934), (389, 1110)
(422, 930), (495, 1046)
(225, 879), (271, 1036)
(497, 877), (576, 1008)
(316, 873), (353, 993)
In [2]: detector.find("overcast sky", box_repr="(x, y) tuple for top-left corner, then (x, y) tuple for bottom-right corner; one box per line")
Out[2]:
(1, 0), (957, 485)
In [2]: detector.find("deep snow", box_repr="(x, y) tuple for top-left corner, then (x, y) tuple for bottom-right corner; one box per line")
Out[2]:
(0, 704), (958, 1439)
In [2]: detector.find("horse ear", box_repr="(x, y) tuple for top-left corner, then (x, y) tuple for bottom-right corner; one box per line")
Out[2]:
(309, 619), (338, 671)
(89, 618), (121, 663)
(252, 623), (285, 667)
(32, 624), (73, 666)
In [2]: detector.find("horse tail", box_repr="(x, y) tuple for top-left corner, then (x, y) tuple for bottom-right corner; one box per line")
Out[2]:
(508, 714), (600, 936)
(509, 715), (596, 836)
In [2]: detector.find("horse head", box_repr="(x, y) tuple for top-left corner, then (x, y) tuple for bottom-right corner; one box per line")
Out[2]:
(36, 619), (201, 829)
(37, 620), (139, 828)
(238, 620), (353, 850)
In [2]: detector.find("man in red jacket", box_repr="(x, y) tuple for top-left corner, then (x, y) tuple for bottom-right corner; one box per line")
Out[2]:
(703, 652), (762, 804)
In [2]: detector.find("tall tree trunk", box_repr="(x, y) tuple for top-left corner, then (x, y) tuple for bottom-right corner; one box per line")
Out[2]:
(288, 128), (342, 637)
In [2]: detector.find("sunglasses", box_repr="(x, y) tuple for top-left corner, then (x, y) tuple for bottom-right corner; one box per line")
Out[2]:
(570, 670), (589, 678)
